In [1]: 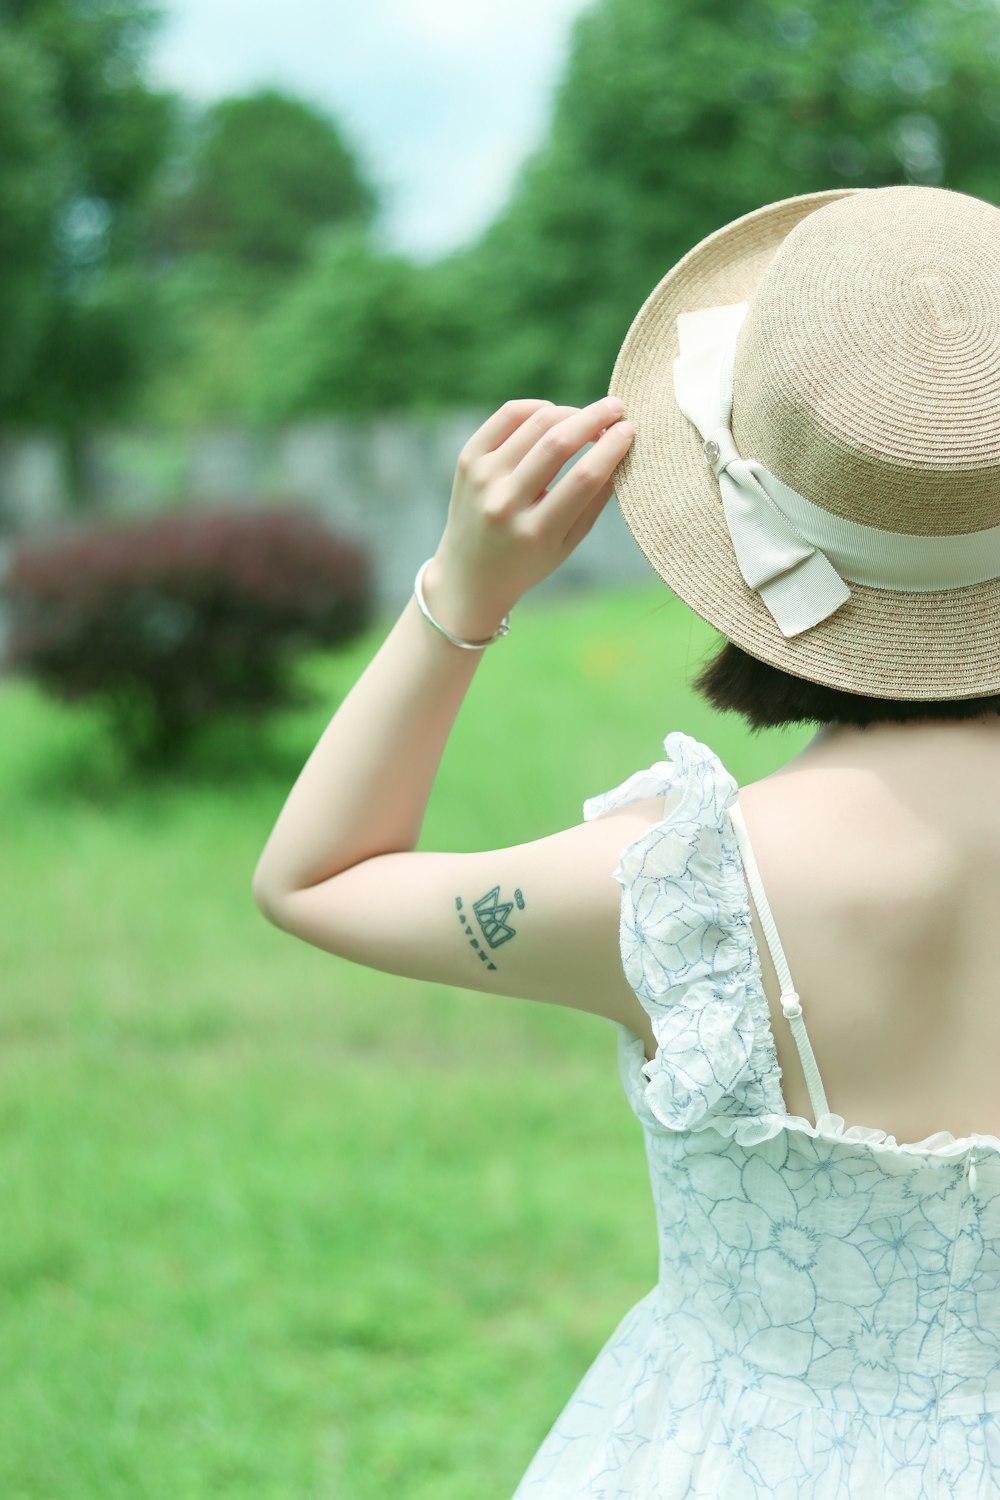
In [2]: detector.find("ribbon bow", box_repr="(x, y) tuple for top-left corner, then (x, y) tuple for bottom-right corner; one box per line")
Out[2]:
(673, 303), (851, 638)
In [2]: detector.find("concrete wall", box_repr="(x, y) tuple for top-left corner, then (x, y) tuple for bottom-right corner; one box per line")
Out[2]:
(0, 417), (654, 617)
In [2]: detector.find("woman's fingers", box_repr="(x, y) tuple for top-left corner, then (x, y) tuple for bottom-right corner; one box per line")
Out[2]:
(511, 396), (626, 500)
(438, 393), (634, 613)
(459, 399), (552, 464)
(451, 393), (633, 560)
(537, 417), (634, 544)
(492, 402), (579, 473)
(561, 474), (617, 554)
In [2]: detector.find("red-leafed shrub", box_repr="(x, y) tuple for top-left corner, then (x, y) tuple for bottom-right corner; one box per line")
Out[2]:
(3, 505), (373, 763)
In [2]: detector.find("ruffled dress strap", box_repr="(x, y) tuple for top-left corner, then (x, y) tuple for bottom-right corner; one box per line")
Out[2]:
(583, 731), (787, 1134)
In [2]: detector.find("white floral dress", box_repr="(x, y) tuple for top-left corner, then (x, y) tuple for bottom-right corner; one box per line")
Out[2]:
(511, 731), (1000, 1499)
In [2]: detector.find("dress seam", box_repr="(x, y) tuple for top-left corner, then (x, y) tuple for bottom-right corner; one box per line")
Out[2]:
(930, 1171), (970, 1490)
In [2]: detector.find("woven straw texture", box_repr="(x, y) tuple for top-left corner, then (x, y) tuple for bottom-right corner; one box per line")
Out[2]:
(609, 185), (1000, 700)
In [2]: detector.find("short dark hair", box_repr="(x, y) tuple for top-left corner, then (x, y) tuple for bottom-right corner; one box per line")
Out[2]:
(692, 638), (1000, 732)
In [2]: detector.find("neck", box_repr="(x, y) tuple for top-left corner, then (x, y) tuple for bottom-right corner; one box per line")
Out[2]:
(800, 712), (1000, 762)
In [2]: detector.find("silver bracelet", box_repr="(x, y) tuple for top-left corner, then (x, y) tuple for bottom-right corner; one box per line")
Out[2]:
(413, 558), (512, 650)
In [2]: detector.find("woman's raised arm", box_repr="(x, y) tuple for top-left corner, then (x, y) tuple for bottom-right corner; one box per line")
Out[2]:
(250, 395), (657, 1045)
(252, 395), (634, 905)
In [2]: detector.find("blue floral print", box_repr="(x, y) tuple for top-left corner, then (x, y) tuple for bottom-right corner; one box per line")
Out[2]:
(511, 732), (1000, 1498)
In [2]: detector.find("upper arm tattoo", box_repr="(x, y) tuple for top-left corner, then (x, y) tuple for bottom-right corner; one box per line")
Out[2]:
(455, 885), (526, 970)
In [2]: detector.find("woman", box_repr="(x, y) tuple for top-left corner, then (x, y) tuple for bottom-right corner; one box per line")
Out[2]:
(254, 185), (1000, 1496)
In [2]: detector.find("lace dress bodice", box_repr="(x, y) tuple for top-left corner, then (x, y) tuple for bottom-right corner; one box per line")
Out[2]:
(512, 731), (1000, 1499)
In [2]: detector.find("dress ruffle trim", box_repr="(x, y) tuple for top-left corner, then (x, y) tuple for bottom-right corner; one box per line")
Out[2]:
(585, 731), (785, 1134)
(615, 1023), (1000, 1166)
(590, 730), (1000, 1168)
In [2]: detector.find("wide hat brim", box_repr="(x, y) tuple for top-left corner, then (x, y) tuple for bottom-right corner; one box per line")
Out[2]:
(608, 187), (1000, 701)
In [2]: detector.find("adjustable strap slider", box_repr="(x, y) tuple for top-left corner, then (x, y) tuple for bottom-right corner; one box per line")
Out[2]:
(781, 991), (804, 1020)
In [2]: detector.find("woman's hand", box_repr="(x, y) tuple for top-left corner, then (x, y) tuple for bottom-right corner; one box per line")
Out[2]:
(422, 395), (634, 641)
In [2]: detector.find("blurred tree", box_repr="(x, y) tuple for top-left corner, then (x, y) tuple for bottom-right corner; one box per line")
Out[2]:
(149, 88), (377, 274)
(135, 89), (382, 427)
(205, 0), (1000, 422)
(448, 0), (1000, 405)
(129, 253), (265, 426)
(249, 226), (468, 420)
(0, 0), (176, 464)
(0, 26), (62, 407)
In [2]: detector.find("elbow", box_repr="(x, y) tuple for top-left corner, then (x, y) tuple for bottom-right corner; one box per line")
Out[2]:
(252, 862), (293, 928)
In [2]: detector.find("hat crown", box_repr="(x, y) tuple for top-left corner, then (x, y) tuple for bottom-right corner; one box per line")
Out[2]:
(731, 186), (1000, 536)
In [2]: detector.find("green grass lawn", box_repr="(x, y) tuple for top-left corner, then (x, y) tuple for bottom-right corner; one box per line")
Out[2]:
(0, 583), (812, 1499)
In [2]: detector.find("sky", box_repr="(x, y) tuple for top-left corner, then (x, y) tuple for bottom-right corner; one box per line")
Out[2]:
(148, 0), (592, 262)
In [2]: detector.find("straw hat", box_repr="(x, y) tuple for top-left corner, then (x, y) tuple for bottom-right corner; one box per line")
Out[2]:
(608, 185), (1000, 700)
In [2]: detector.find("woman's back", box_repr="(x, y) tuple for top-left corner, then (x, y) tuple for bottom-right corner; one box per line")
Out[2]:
(739, 715), (1000, 1145)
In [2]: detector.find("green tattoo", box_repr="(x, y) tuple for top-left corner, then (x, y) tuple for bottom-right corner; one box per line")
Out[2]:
(454, 888), (527, 969)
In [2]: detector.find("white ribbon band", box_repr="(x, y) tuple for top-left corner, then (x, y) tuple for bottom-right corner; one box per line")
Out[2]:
(673, 302), (1000, 638)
